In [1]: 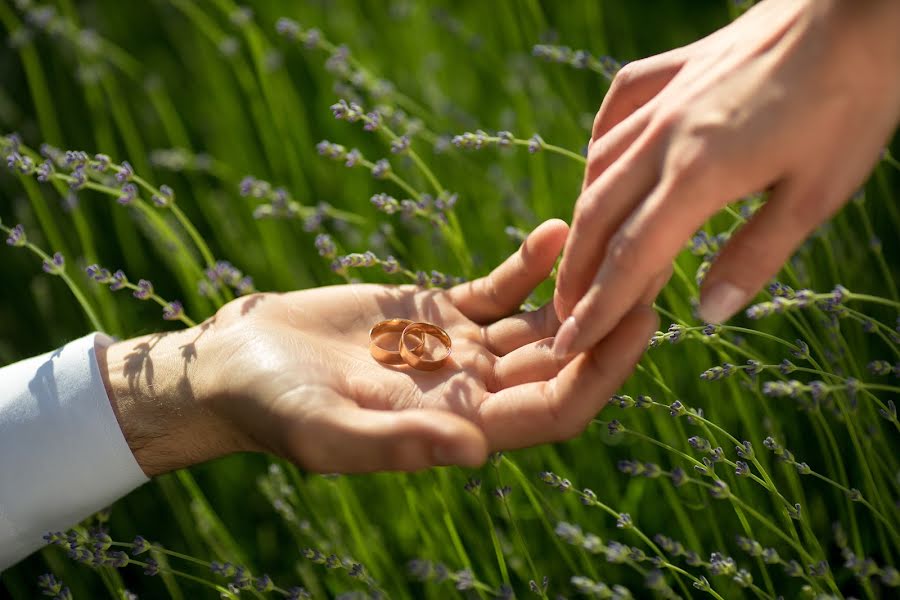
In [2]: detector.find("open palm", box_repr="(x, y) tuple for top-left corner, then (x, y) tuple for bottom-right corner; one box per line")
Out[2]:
(205, 220), (657, 473)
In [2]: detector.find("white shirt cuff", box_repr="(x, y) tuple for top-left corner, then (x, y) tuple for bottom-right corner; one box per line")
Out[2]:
(0, 332), (149, 571)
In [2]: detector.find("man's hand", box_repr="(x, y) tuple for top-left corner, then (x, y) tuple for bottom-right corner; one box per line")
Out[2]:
(99, 220), (658, 476)
(553, 0), (900, 359)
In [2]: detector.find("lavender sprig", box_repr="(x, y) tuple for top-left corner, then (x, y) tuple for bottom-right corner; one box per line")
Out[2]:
(1, 221), (103, 331)
(85, 264), (196, 327)
(451, 129), (586, 165)
(1, 135), (219, 287)
(532, 44), (623, 79)
(240, 174), (361, 228)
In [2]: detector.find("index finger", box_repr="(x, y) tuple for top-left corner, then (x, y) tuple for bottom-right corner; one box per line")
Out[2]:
(554, 136), (660, 321)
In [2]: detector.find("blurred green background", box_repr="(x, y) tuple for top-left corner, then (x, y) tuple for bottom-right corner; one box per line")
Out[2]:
(1, 1), (898, 598)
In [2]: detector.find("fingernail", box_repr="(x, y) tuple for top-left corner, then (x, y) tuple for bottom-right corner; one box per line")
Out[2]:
(699, 281), (747, 324)
(553, 316), (579, 360)
(433, 444), (481, 467)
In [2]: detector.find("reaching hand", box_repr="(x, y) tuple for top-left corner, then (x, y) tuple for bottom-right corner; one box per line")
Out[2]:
(552, 0), (900, 359)
(99, 220), (658, 475)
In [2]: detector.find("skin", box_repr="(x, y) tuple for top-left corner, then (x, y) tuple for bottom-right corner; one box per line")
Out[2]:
(96, 220), (659, 476)
(553, 0), (900, 360)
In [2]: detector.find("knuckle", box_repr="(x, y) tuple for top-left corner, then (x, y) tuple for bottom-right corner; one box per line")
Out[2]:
(592, 62), (640, 138)
(573, 190), (603, 223)
(604, 230), (640, 273)
(608, 62), (638, 96)
(661, 134), (716, 196)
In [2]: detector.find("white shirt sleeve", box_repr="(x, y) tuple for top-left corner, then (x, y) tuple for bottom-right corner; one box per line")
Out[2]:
(0, 332), (148, 571)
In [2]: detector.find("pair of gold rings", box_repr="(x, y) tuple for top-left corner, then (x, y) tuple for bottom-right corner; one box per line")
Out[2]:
(369, 318), (452, 371)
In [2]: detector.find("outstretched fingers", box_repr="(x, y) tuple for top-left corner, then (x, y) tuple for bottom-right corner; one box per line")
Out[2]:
(477, 305), (658, 451)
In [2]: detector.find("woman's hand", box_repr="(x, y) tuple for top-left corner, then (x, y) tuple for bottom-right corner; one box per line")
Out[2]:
(553, 0), (900, 359)
(99, 220), (658, 475)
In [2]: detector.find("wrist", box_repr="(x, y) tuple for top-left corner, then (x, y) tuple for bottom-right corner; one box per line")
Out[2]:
(96, 324), (250, 476)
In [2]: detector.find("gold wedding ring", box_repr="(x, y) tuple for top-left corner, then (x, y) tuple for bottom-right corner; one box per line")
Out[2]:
(369, 318), (424, 365)
(369, 319), (453, 371)
(400, 322), (452, 372)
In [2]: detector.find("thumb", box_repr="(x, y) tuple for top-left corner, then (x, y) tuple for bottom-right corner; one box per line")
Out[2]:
(699, 181), (836, 324)
(290, 403), (488, 474)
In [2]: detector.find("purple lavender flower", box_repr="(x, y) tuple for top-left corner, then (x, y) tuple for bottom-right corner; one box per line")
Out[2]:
(745, 359), (763, 377)
(162, 300), (184, 321)
(390, 135), (410, 154)
(236, 276), (255, 296)
(5, 224), (26, 247)
(607, 419), (624, 436)
(371, 192), (400, 214)
(635, 394), (652, 408)
(117, 183), (137, 205)
(35, 160), (54, 182)
(708, 553), (736, 576)
(275, 17), (301, 39)
(92, 153), (111, 172)
(64, 150), (89, 167)
(483, 132), (510, 152)
(382, 255), (400, 274)
(316, 140), (347, 161)
(151, 184), (174, 207)
(133, 279), (154, 300)
(784, 560), (804, 577)
(314, 234), (336, 258)
(109, 270), (127, 291)
(709, 480), (730, 499)
(434, 191), (458, 211)
(42, 252), (64, 274)
(363, 111), (381, 131)
(669, 467), (687, 487)
(143, 558), (160, 576)
(69, 165), (87, 190)
(617, 459), (643, 477)
(330, 99), (350, 120)
(286, 586), (311, 600)
(239, 175), (255, 196)
(463, 477), (481, 494)
(115, 160), (134, 183)
(615, 513), (632, 529)
(688, 436), (711, 452)
(37, 573), (64, 596)
(700, 364), (734, 381)
(527, 134), (543, 153)
(878, 399), (898, 423)
(10, 153), (34, 174)
(371, 158), (391, 179)
(132, 536), (150, 555)
(344, 148), (362, 167)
